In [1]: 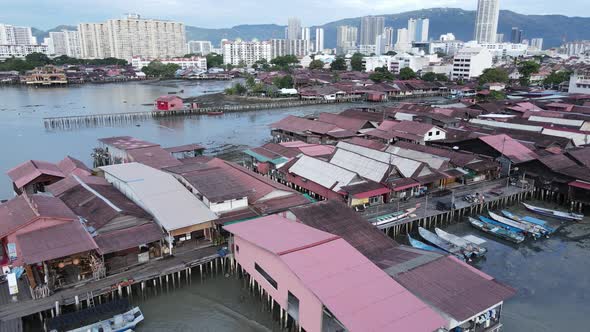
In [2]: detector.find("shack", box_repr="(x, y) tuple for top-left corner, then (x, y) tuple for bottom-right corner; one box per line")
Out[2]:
(155, 95), (184, 111)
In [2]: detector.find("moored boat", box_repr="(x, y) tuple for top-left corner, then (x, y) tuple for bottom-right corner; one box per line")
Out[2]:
(419, 227), (468, 259)
(470, 217), (525, 244)
(435, 228), (487, 257)
(502, 210), (555, 234)
(488, 211), (545, 239)
(207, 111), (224, 115)
(522, 202), (583, 221)
(372, 207), (416, 228)
(408, 234), (446, 254)
(67, 306), (144, 332)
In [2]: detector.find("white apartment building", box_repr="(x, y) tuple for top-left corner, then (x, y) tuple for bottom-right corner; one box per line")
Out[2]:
(568, 68), (590, 94)
(451, 47), (493, 80)
(563, 41), (590, 56)
(0, 24), (36, 45)
(315, 28), (324, 53)
(440, 33), (456, 42)
(78, 14), (186, 60)
(407, 18), (429, 42)
(287, 18), (302, 40)
(78, 22), (112, 59)
(222, 40), (272, 66)
(0, 44), (48, 59)
(364, 53), (440, 74)
(530, 38), (544, 51)
(48, 30), (82, 58)
(466, 41), (528, 58)
(429, 40), (465, 56)
(395, 28), (411, 52)
(337, 25), (358, 54)
(187, 40), (212, 55)
(131, 56), (207, 70)
(474, 0), (500, 43)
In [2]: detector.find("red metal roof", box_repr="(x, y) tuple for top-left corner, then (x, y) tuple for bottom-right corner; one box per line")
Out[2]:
(94, 223), (163, 254)
(6, 160), (65, 189)
(127, 146), (182, 169)
(479, 134), (539, 163)
(318, 113), (370, 132)
(163, 143), (205, 154)
(271, 115), (340, 135)
(394, 256), (516, 322)
(17, 221), (98, 264)
(352, 187), (391, 199)
(98, 136), (159, 151)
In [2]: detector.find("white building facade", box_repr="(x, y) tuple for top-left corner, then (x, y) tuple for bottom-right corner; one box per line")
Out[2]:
(0, 44), (48, 59)
(131, 56), (207, 70)
(451, 47), (493, 80)
(187, 40), (212, 55)
(0, 24), (36, 45)
(474, 0), (500, 43)
(568, 68), (590, 94)
(337, 25), (358, 54)
(315, 28), (324, 53)
(222, 40), (272, 66)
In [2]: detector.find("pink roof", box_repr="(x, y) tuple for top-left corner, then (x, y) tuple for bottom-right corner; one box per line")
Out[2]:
(225, 216), (446, 332)
(376, 120), (400, 131)
(271, 116), (340, 135)
(224, 215), (339, 255)
(479, 134), (538, 163)
(318, 113), (369, 132)
(6, 160), (65, 189)
(298, 145), (335, 157)
(98, 136), (159, 151)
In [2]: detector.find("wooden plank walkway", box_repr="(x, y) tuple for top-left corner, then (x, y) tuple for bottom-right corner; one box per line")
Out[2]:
(0, 245), (220, 322)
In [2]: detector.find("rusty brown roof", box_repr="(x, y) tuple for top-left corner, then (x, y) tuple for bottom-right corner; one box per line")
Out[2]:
(394, 256), (516, 322)
(94, 223), (163, 254)
(17, 221), (98, 264)
(127, 146), (182, 169)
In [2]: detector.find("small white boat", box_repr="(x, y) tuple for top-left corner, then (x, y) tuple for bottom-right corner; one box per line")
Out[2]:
(372, 208), (416, 228)
(435, 228), (487, 257)
(67, 307), (144, 332)
(522, 203), (584, 222)
(488, 211), (545, 239)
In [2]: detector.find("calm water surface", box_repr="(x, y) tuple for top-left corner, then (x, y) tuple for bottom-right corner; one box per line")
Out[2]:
(4, 82), (589, 331)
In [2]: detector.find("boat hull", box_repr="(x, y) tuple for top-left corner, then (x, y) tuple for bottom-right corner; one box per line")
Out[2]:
(472, 217), (525, 244)
(522, 203), (583, 221)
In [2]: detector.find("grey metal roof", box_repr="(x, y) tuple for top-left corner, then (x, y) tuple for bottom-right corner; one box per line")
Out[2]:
(289, 155), (364, 192)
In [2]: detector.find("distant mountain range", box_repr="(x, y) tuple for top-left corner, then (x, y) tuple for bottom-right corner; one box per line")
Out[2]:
(33, 8), (590, 50)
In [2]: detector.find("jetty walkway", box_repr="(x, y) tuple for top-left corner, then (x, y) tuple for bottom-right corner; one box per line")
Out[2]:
(0, 244), (226, 328)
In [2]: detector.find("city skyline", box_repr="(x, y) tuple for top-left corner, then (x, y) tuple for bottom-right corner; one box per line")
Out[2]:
(1, 0), (588, 30)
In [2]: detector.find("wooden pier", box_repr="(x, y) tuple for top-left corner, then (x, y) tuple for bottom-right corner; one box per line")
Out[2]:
(0, 245), (228, 329)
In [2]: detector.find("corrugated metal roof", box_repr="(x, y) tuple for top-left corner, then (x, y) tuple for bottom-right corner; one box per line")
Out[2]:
(479, 134), (539, 163)
(6, 160), (65, 189)
(289, 155), (363, 192)
(98, 136), (159, 151)
(469, 119), (543, 132)
(17, 221), (98, 264)
(127, 146), (182, 170)
(336, 142), (423, 178)
(387, 146), (449, 170)
(100, 163), (218, 232)
(330, 149), (390, 183)
(528, 116), (584, 127)
(94, 223), (163, 254)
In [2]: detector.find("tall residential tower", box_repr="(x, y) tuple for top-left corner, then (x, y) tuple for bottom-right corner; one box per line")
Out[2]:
(360, 16), (384, 46)
(474, 0), (500, 43)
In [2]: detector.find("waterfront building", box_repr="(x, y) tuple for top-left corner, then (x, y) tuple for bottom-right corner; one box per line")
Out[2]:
(451, 47), (493, 80)
(78, 14), (186, 60)
(187, 40), (213, 55)
(474, 0), (500, 43)
(286, 17), (301, 40)
(0, 44), (48, 60)
(100, 162), (218, 254)
(222, 39), (272, 66)
(224, 215), (447, 332)
(97, 136), (183, 169)
(0, 23), (36, 45)
(336, 25), (358, 54)
(154, 95), (184, 111)
(360, 16), (384, 47)
(130, 56), (207, 70)
(408, 18), (429, 42)
(314, 28), (324, 53)
(24, 65), (68, 86)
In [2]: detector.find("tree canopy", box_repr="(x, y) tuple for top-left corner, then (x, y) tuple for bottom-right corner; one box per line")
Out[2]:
(141, 61), (180, 78)
(205, 53), (223, 69)
(478, 68), (509, 85)
(252, 59), (270, 71)
(422, 72), (448, 82)
(330, 57), (347, 71)
(543, 70), (572, 88)
(0, 53), (127, 72)
(517, 60), (541, 86)
(309, 59), (325, 70)
(369, 66), (395, 83)
(272, 75), (294, 89)
(270, 55), (298, 70)
(399, 67), (417, 80)
(350, 53), (364, 71)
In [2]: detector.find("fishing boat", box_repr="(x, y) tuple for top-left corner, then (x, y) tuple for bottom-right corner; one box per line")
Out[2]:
(435, 228), (487, 257)
(488, 211), (545, 239)
(408, 234), (446, 254)
(469, 217), (525, 244)
(522, 203), (584, 222)
(501, 210), (556, 234)
(206, 110), (224, 115)
(67, 307), (144, 332)
(372, 208), (416, 228)
(419, 227), (467, 259)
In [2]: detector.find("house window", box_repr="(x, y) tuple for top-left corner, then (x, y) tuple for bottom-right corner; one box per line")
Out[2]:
(436, 131), (440, 135)
(255, 263), (278, 289)
(428, 132), (433, 136)
(235, 244), (239, 253)
(288, 291), (300, 321)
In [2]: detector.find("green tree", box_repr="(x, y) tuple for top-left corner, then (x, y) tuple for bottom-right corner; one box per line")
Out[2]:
(478, 68), (509, 85)
(399, 67), (416, 80)
(479, 90), (506, 102)
(25, 52), (52, 67)
(141, 61), (180, 78)
(350, 53), (364, 71)
(543, 70), (572, 89)
(245, 75), (256, 89)
(369, 66), (395, 82)
(234, 83), (247, 95)
(422, 72), (437, 82)
(330, 57), (347, 71)
(272, 75), (294, 89)
(252, 82), (266, 94)
(270, 55), (298, 70)
(331, 72), (341, 83)
(309, 59), (325, 70)
(517, 60), (541, 86)
(205, 53), (223, 68)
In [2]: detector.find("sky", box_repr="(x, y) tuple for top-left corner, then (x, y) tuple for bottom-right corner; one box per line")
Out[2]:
(1, 0), (588, 30)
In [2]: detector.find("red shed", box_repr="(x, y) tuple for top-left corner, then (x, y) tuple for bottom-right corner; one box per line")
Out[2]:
(155, 95), (184, 111)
